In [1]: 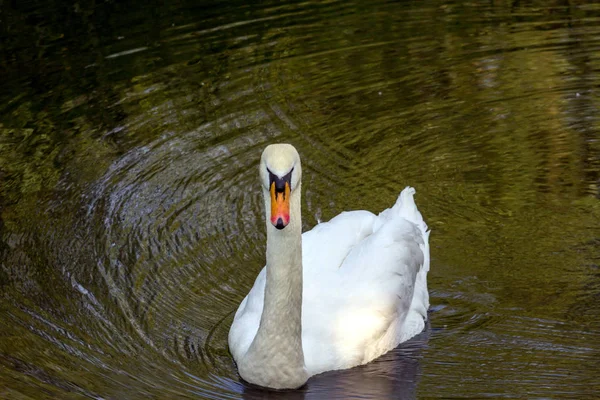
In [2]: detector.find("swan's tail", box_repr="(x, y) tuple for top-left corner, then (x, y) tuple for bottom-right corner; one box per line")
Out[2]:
(398, 187), (430, 322)
(392, 187), (427, 231)
(376, 187), (431, 322)
(374, 187), (427, 235)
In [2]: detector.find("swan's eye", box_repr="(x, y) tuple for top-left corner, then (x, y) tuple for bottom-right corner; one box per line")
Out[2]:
(268, 168), (293, 193)
(267, 168), (293, 229)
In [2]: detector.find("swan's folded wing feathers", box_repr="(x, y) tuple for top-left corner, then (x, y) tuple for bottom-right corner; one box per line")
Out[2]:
(341, 218), (424, 279)
(308, 216), (424, 368)
(302, 210), (376, 273)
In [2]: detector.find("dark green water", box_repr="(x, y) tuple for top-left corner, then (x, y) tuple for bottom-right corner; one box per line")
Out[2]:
(1, 0), (599, 398)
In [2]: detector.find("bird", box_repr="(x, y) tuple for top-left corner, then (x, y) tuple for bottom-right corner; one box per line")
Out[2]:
(228, 143), (430, 389)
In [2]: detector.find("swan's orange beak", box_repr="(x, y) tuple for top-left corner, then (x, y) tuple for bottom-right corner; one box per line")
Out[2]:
(270, 181), (290, 230)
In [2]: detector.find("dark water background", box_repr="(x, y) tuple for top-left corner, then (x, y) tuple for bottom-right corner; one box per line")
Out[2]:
(1, 0), (599, 398)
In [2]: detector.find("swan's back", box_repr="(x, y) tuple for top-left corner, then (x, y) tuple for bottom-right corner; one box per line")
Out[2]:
(229, 187), (429, 377)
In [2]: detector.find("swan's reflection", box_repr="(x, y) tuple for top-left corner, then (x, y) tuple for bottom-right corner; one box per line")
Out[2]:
(241, 323), (430, 400)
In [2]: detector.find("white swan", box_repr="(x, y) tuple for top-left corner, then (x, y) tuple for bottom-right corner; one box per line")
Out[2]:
(228, 144), (430, 389)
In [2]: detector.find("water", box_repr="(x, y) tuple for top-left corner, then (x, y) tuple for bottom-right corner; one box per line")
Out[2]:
(1, 0), (599, 398)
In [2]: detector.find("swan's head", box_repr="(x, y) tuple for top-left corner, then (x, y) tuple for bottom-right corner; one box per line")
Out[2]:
(260, 144), (302, 230)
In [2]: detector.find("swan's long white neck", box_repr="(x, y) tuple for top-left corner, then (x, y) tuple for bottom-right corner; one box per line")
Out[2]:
(237, 182), (308, 389)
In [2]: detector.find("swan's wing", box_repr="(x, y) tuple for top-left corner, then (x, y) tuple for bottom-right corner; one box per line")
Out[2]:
(346, 187), (429, 320)
(302, 187), (430, 373)
(301, 210), (377, 274)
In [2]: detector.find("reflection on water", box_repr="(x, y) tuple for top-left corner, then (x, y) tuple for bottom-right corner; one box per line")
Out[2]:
(1, 0), (599, 398)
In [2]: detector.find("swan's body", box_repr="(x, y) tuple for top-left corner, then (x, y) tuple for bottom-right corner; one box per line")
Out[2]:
(229, 144), (430, 389)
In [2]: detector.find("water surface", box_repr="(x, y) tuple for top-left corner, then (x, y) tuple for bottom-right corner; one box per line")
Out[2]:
(1, 0), (599, 398)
